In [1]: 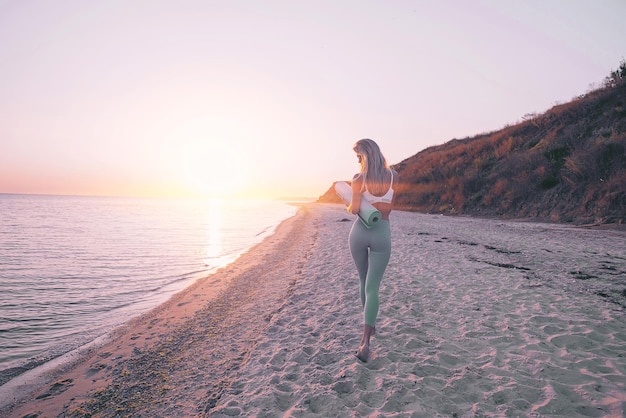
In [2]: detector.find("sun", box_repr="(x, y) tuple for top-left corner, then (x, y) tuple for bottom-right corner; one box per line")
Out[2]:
(179, 138), (250, 197)
(162, 116), (255, 198)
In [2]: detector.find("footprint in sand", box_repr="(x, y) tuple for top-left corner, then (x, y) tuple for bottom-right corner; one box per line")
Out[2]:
(35, 378), (74, 399)
(86, 363), (107, 377)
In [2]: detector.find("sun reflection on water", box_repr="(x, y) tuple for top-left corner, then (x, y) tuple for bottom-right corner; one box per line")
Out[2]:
(204, 198), (223, 262)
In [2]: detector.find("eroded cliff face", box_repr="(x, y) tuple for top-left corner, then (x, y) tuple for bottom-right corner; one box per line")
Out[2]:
(319, 82), (626, 226)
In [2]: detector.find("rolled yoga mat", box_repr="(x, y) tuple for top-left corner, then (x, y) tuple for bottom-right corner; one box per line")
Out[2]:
(334, 181), (382, 229)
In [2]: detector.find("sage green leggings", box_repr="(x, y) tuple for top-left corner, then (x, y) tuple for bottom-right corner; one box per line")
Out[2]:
(349, 219), (391, 326)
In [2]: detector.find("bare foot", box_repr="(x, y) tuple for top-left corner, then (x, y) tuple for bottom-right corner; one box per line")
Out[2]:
(355, 344), (369, 362)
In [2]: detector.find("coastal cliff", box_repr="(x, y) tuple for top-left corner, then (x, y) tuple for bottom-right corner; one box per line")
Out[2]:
(320, 65), (626, 225)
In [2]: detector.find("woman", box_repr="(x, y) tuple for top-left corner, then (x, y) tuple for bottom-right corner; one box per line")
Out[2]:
(347, 138), (397, 362)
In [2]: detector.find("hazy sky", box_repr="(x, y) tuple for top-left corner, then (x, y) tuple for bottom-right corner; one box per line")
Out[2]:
(1, 0), (624, 198)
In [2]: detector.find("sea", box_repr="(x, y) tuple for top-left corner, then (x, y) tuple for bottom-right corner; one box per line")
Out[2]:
(0, 194), (300, 387)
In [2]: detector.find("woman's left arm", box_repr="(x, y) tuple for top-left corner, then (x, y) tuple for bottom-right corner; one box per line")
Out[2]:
(347, 174), (363, 215)
(391, 169), (399, 208)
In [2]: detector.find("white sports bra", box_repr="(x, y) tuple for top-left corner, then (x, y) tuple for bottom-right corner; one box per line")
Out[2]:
(362, 170), (394, 204)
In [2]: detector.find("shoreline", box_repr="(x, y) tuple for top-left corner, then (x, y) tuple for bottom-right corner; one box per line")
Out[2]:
(1, 203), (313, 417)
(0, 195), (299, 390)
(3, 203), (625, 417)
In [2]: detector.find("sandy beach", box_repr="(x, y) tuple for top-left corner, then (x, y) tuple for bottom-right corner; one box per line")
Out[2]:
(2, 203), (625, 417)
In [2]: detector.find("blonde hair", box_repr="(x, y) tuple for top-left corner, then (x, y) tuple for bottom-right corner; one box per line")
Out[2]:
(353, 138), (391, 196)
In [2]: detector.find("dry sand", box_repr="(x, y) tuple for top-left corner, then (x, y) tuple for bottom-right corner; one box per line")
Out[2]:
(2, 203), (625, 417)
